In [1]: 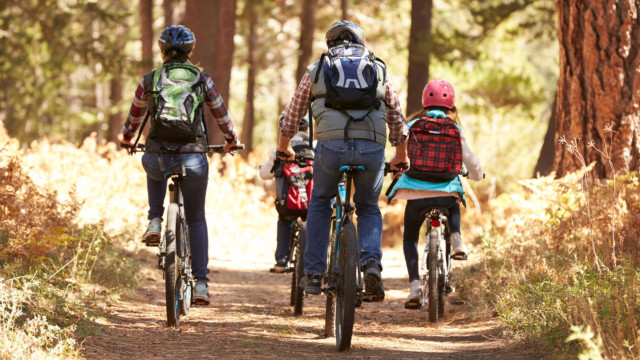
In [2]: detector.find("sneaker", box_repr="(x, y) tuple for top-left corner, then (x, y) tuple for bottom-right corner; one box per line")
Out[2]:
(451, 232), (468, 260)
(272, 256), (288, 272)
(142, 218), (162, 246)
(407, 280), (420, 302)
(192, 281), (210, 306)
(302, 274), (322, 295)
(363, 262), (385, 302)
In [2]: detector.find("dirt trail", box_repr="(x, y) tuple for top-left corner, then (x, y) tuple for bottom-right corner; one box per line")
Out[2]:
(81, 248), (539, 359)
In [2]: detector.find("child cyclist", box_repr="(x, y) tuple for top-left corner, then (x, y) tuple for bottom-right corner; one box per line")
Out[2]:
(387, 80), (483, 304)
(259, 113), (314, 272)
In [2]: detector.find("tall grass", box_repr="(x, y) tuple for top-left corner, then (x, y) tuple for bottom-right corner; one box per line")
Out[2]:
(457, 165), (640, 358)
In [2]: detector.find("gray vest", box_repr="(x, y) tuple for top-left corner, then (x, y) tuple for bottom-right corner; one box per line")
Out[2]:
(307, 58), (388, 145)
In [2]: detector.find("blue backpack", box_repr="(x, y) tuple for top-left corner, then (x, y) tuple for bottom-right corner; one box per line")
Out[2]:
(314, 43), (385, 111)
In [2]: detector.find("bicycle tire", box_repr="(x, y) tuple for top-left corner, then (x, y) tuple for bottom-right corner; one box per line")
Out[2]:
(324, 218), (337, 338)
(290, 221), (300, 307)
(178, 218), (191, 317)
(428, 227), (439, 323)
(335, 221), (357, 351)
(293, 221), (306, 315)
(165, 203), (180, 327)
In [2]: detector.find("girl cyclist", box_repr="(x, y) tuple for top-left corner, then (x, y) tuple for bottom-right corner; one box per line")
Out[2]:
(387, 80), (483, 304)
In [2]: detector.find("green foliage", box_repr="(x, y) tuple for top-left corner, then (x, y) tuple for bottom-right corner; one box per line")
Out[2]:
(0, 0), (137, 144)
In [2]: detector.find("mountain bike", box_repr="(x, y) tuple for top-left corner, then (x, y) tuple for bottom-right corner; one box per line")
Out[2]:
(123, 142), (243, 327)
(270, 155), (312, 316)
(321, 165), (372, 351)
(390, 167), (477, 323)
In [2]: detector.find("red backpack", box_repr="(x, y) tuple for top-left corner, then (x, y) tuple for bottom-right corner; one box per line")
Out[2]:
(280, 161), (313, 211)
(406, 116), (462, 182)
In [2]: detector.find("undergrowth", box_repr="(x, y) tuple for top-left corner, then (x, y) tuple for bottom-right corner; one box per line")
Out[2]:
(458, 166), (640, 359)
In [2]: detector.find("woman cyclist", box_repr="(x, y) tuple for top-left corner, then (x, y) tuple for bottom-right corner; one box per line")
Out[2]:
(121, 25), (239, 305)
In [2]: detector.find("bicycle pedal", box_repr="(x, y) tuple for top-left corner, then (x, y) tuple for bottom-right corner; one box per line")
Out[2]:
(405, 300), (422, 310)
(269, 267), (292, 274)
(362, 291), (375, 303)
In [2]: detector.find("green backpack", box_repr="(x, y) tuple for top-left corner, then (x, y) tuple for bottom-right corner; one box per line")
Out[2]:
(149, 62), (205, 143)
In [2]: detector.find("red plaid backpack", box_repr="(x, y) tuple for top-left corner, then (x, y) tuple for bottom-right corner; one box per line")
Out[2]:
(406, 114), (463, 182)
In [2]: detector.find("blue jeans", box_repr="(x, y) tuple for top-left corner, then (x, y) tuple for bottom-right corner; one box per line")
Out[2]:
(403, 196), (461, 282)
(141, 153), (210, 282)
(304, 139), (385, 275)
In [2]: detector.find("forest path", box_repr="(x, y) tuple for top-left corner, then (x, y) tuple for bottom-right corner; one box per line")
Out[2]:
(81, 248), (538, 359)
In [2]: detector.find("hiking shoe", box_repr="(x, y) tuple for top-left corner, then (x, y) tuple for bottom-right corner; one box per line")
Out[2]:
(142, 218), (162, 246)
(451, 232), (468, 260)
(407, 280), (420, 302)
(363, 262), (385, 302)
(193, 281), (210, 306)
(272, 256), (288, 272)
(302, 274), (322, 295)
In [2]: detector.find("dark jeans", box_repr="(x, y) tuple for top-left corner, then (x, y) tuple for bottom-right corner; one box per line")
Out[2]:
(275, 212), (306, 261)
(141, 153), (210, 282)
(304, 139), (385, 275)
(403, 196), (461, 282)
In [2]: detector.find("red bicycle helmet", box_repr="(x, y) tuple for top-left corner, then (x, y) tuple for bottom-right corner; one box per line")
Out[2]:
(421, 80), (455, 109)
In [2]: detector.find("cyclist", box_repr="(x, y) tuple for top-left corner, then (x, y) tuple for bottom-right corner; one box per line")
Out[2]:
(387, 80), (482, 304)
(121, 25), (239, 305)
(277, 20), (409, 301)
(259, 113), (313, 272)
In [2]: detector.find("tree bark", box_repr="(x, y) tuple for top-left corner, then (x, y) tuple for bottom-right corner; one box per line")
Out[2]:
(341, 0), (348, 20)
(533, 93), (557, 177)
(140, 0), (154, 74)
(108, 77), (123, 143)
(163, 0), (174, 28)
(295, 0), (318, 83)
(240, 5), (257, 156)
(209, 0), (237, 145)
(554, 0), (640, 178)
(406, 0), (433, 117)
(184, 0), (220, 145)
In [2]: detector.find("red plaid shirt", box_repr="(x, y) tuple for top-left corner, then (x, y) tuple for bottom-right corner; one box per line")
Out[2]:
(280, 70), (408, 146)
(122, 72), (238, 143)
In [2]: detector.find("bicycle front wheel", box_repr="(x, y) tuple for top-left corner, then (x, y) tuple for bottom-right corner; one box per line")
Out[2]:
(293, 221), (306, 315)
(335, 221), (357, 351)
(427, 228), (440, 323)
(165, 203), (180, 327)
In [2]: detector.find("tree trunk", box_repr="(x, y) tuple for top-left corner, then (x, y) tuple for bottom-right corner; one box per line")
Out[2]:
(554, 0), (640, 178)
(341, 0), (348, 20)
(184, 0), (219, 145)
(240, 5), (257, 156)
(533, 93), (557, 177)
(140, 0), (154, 74)
(406, 0), (433, 117)
(163, 0), (174, 28)
(210, 0), (237, 145)
(295, 0), (318, 83)
(108, 77), (123, 143)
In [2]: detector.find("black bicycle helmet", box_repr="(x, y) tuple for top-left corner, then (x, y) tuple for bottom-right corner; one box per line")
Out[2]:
(158, 25), (196, 56)
(325, 20), (366, 47)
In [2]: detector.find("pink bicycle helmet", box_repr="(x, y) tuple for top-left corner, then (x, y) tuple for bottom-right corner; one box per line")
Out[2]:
(421, 80), (455, 109)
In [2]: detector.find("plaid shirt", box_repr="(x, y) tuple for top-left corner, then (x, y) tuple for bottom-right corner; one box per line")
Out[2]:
(280, 70), (408, 146)
(122, 72), (238, 143)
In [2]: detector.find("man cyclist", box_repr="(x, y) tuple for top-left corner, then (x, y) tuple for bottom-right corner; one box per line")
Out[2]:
(121, 25), (239, 305)
(277, 20), (409, 301)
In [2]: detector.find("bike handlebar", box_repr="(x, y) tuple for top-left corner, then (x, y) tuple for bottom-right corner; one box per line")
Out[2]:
(120, 143), (244, 155)
(384, 162), (409, 175)
(275, 151), (313, 168)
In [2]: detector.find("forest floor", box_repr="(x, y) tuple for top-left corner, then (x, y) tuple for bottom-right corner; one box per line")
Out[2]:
(80, 247), (541, 360)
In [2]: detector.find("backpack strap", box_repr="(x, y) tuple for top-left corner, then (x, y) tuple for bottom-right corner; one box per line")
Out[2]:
(313, 53), (327, 84)
(132, 73), (156, 151)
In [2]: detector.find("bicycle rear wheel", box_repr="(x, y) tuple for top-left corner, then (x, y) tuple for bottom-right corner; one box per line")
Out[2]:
(293, 221), (306, 315)
(165, 203), (181, 327)
(427, 228), (439, 323)
(178, 218), (192, 317)
(324, 219), (337, 338)
(335, 221), (357, 351)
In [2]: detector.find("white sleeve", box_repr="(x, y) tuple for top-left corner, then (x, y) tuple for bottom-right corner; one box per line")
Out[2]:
(259, 149), (277, 180)
(460, 132), (483, 182)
